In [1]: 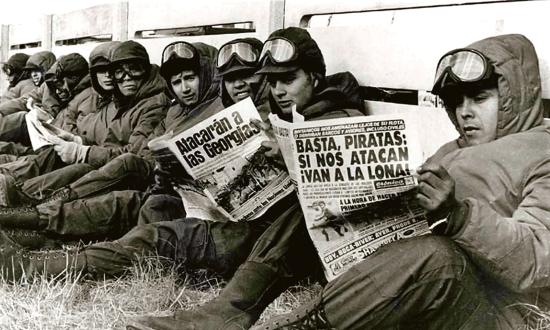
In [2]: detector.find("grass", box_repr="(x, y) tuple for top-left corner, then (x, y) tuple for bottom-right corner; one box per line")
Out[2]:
(2, 254), (550, 330)
(0, 255), (322, 330)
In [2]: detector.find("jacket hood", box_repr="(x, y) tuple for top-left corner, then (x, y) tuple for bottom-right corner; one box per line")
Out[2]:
(51, 53), (89, 78)
(269, 71), (365, 121)
(89, 41), (121, 97)
(24, 51), (56, 72)
(90, 41), (122, 68)
(5, 53), (29, 71)
(114, 64), (168, 112)
(170, 42), (220, 111)
(44, 54), (90, 107)
(4, 53), (30, 87)
(111, 40), (150, 66)
(445, 34), (543, 141)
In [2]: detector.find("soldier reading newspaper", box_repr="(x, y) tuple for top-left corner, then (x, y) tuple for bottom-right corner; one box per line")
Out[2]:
(148, 97), (294, 222)
(271, 112), (429, 280)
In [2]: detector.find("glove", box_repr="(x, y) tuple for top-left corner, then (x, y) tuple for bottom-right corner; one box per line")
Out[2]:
(57, 131), (83, 144)
(53, 140), (89, 164)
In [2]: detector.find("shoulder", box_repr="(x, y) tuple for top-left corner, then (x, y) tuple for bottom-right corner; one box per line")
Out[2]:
(444, 126), (550, 175)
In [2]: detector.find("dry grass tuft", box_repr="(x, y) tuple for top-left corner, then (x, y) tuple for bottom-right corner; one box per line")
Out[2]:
(0, 255), (319, 329)
(2, 254), (548, 330)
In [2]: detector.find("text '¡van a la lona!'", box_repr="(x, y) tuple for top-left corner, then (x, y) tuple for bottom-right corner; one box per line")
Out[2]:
(296, 129), (410, 183)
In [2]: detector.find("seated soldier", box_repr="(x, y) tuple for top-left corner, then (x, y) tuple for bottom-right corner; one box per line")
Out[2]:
(25, 51), (57, 88)
(0, 29), (364, 293)
(243, 33), (550, 329)
(0, 39), (267, 250)
(0, 41), (169, 207)
(0, 53), (33, 103)
(0, 53), (90, 150)
(0, 44), (118, 164)
(0, 51), (56, 162)
(125, 27), (366, 330)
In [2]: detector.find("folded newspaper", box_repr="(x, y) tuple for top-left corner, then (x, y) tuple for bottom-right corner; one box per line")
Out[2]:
(271, 112), (430, 281)
(148, 97), (294, 222)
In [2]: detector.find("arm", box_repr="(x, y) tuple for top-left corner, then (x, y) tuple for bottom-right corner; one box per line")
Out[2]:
(85, 102), (167, 168)
(417, 161), (550, 293)
(0, 85), (42, 116)
(452, 160), (550, 293)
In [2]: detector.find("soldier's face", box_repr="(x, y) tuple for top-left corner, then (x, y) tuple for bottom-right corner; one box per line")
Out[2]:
(267, 68), (315, 114)
(114, 62), (146, 97)
(31, 70), (43, 86)
(223, 70), (260, 104)
(170, 70), (200, 107)
(451, 87), (499, 147)
(95, 69), (115, 91)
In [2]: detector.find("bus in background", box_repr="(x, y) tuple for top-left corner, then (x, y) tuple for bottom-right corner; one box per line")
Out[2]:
(1, 0), (549, 154)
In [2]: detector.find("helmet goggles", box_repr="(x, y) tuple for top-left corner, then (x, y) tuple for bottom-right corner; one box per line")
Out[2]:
(162, 41), (197, 64)
(2, 64), (14, 76)
(259, 37), (298, 65)
(432, 48), (493, 95)
(217, 41), (259, 69)
(113, 62), (147, 81)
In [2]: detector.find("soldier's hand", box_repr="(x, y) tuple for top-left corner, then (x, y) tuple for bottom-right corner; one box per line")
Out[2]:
(251, 119), (285, 166)
(415, 163), (457, 222)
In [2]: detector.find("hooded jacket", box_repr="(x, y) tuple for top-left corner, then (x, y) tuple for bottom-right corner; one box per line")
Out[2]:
(148, 42), (221, 144)
(0, 54), (92, 121)
(428, 34), (550, 327)
(44, 53), (93, 129)
(1, 53), (33, 103)
(77, 62), (170, 168)
(61, 41), (122, 133)
(24, 51), (56, 74)
(0, 78), (34, 104)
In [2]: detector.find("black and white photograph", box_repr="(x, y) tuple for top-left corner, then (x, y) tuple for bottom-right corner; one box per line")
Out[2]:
(0, 0), (548, 328)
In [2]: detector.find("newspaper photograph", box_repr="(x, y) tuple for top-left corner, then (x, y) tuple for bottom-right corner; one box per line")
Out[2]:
(287, 113), (430, 281)
(151, 97), (294, 222)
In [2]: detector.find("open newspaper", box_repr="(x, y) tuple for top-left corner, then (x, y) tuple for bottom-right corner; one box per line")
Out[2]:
(148, 97), (294, 222)
(272, 112), (430, 281)
(25, 107), (66, 151)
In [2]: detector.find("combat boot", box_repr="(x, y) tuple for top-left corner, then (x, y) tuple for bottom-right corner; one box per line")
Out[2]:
(251, 295), (333, 330)
(0, 172), (17, 207)
(126, 261), (290, 330)
(32, 187), (74, 206)
(0, 206), (43, 229)
(0, 243), (87, 282)
(4, 228), (62, 250)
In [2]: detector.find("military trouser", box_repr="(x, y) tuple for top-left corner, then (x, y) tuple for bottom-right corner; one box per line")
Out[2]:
(33, 154), (156, 239)
(0, 111), (31, 146)
(80, 193), (296, 278)
(0, 141), (33, 164)
(1, 146), (65, 183)
(22, 153), (154, 199)
(310, 235), (497, 329)
(233, 203), (508, 329)
(0, 154), (155, 243)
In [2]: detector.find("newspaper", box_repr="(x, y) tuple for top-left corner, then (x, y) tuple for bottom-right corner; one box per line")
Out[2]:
(274, 113), (430, 281)
(148, 97), (294, 222)
(25, 109), (66, 151)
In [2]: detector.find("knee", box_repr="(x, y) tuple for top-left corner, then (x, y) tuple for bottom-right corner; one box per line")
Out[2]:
(351, 235), (468, 281)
